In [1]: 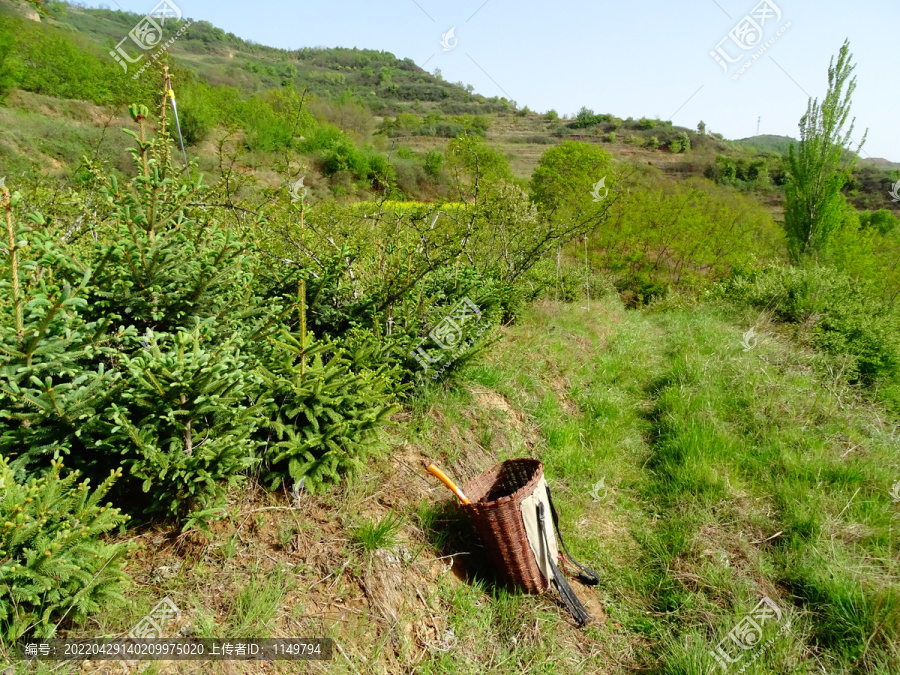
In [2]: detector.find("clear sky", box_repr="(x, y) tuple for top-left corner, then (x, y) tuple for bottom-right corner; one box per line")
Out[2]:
(91, 0), (899, 161)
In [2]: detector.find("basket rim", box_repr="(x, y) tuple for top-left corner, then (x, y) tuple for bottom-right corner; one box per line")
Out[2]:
(461, 458), (544, 509)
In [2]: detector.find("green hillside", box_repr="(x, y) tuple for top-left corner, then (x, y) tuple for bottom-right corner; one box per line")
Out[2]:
(1, 4), (900, 674)
(48, 2), (512, 115)
(733, 134), (797, 155)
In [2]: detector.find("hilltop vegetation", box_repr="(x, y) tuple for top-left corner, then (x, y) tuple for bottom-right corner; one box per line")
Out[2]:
(0, 4), (899, 674)
(29, 1), (513, 115)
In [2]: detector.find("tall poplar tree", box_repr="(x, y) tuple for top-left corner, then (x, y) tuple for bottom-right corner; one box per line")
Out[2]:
(784, 40), (867, 262)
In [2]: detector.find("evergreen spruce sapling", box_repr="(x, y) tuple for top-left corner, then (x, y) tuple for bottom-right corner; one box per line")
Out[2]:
(108, 322), (261, 523)
(0, 176), (126, 472)
(257, 283), (398, 492)
(0, 456), (129, 641)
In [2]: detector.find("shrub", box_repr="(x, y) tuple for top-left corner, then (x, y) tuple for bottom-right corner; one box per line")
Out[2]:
(716, 155), (737, 182)
(1, 109), (267, 528)
(859, 209), (899, 236)
(424, 148), (443, 177)
(447, 133), (514, 185)
(257, 322), (398, 494)
(530, 141), (613, 217)
(716, 265), (900, 383)
(522, 258), (586, 302)
(298, 124), (345, 153)
(0, 457), (129, 641)
(599, 173), (784, 287)
(367, 152), (396, 188)
(747, 158), (768, 182)
(322, 139), (370, 179)
(575, 106), (597, 129)
(242, 97), (294, 152)
(394, 112), (422, 130)
(0, 196), (123, 472)
(0, 11), (157, 106)
(391, 157), (429, 196)
(430, 121), (466, 138)
(107, 324), (261, 522)
(616, 272), (670, 307)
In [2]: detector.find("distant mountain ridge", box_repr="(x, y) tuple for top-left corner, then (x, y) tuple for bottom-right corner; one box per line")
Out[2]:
(733, 134), (797, 155)
(733, 134), (898, 168)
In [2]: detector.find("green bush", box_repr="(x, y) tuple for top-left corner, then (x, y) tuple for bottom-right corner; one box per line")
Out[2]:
(242, 97), (294, 152)
(716, 265), (900, 383)
(598, 173), (783, 287)
(177, 82), (220, 146)
(257, 324), (398, 493)
(0, 11), (157, 106)
(0, 198), (123, 470)
(299, 124), (345, 153)
(859, 209), (899, 236)
(108, 325), (261, 522)
(424, 148), (443, 178)
(0, 30), (18, 101)
(0, 457), (129, 641)
(0, 110), (265, 527)
(575, 106), (597, 129)
(322, 139), (370, 178)
(521, 258), (585, 302)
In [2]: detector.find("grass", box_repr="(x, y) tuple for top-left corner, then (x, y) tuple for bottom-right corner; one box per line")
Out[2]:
(5, 292), (898, 674)
(352, 509), (404, 552)
(465, 295), (900, 673)
(226, 565), (293, 637)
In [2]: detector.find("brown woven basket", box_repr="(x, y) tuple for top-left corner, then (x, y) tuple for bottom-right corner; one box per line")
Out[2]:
(460, 458), (548, 594)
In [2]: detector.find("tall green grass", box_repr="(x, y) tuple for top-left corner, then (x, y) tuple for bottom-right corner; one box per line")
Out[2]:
(455, 295), (900, 673)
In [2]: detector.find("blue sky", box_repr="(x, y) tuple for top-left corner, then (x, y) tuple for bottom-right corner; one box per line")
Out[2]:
(92, 0), (899, 161)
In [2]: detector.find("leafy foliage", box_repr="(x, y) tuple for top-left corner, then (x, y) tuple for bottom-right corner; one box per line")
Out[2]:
(0, 10), (158, 105)
(715, 264), (900, 384)
(595, 170), (785, 299)
(784, 41), (867, 262)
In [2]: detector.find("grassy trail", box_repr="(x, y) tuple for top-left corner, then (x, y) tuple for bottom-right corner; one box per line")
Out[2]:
(445, 295), (900, 674)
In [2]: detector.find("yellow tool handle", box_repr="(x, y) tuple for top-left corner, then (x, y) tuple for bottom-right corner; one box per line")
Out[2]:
(426, 464), (470, 505)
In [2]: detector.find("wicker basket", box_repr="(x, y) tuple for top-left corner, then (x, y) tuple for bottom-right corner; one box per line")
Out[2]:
(460, 458), (548, 594)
